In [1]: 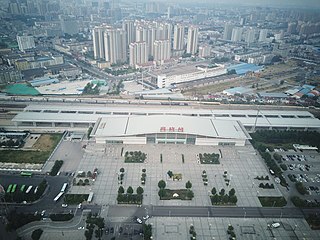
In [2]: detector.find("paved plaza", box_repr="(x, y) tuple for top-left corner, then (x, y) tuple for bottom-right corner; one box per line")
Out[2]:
(70, 143), (282, 207)
(148, 217), (320, 240)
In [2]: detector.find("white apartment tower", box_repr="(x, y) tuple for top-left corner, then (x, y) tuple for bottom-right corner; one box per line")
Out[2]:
(92, 25), (110, 59)
(231, 27), (243, 42)
(186, 26), (199, 54)
(199, 45), (211, 58)
(122, 20), (136, 46)
(153, 40), (171, 64)
(16, 35), (35, 52)
(246, 28), (255, 44)
(223, 23), (234, 40)
(129, 42), (148, 68)
(259, 29), (268, 42)
(173, 24), (185, 50)
(104, 28), (127, 64)
(157, 22), (171, 40)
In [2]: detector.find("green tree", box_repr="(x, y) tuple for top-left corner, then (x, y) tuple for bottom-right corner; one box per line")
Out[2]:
(229, 195), (238, 204)
(229, 188), (235, 196)
(120, 168), (125, 173)
(137, 186), (144, 195)
(222, 194), (229, 203)
(211, 187), (217, 195)
(118, 186), (124, 194)
(211, 194), (219, 204)
(187, 190), (194, 199)
(167, 170), (173, 178)
(185, 180), (192, 189)
(219, 188), (225, 196)
(31, 229), (43, 240)
(127, 186), (134, 195)
(158, 188), (166, 198)
(158, 180), (166, 189)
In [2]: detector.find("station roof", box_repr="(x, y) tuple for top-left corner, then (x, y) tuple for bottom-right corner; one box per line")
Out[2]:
(92, 115), (251, 140)
(12, 104), (320, 129)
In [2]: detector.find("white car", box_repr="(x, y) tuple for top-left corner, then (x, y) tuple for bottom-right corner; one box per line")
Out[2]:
(143, 215), (150, 220)
(62, 204), (68, 208)
(41, 210), (46, 216)
(271, 222), (280, 228)
(136, 218), (142, 224)
(78, 226), (85, 230)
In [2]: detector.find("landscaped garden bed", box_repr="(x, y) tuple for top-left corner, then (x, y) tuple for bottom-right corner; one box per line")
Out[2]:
(199, 153), (220, 164)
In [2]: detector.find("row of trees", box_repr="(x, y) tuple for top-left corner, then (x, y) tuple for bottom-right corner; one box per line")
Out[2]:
(124, 151), (147, 163)
(117, 186), (144, 204)
(83, 82), (99, 95)
(85, 213), (105, 240)
(259, 183), (275, 189)
(143, 224), (153, 240)
(251, 130), (320, 150)
(199, 153), (220, 164)
(157, 180), (194, 200)
(210, 187), (237, 205)
(50, 160), (63, 176)
(0, 138), (24, 148)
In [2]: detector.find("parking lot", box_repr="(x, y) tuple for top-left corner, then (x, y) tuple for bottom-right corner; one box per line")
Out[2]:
(272, 149), (320, 205)
(69, 143), (282, 207)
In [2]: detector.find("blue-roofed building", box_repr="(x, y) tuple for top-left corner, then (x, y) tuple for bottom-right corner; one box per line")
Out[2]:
(227, 63), (263, 75)
(29, 77), (59, 87)
(302, 84), (315, 90)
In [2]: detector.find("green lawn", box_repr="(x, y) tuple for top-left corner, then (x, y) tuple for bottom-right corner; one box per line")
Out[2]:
(0, 134), (62, 164)
(0, 150), (51, 164)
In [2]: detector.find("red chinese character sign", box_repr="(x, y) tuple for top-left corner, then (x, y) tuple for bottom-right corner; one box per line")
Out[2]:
(159, 127), (184, 132)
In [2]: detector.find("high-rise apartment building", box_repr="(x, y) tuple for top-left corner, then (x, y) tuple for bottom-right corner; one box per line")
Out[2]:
(129, 42), (148, 68)
(223, 23), (234, 40)
(186, 26), (199, 54)
(157, 22), (171, 40)
(258, 29), (268, 42)
(153, 40), (171, 64)
(16, 35), (35, 52)
(122, 20), (136, 46)
(199, 45), (211, 58)
(231, 27), (243, 42)
(173, 24), (185, 50)
(92, 25), (110, 59)
(104, 28), (127, 65)
(60, 16), (79, 35)
(245, 28), (255, 44)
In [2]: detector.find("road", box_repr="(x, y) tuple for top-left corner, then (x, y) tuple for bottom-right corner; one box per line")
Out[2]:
(107, 205), (319, 220)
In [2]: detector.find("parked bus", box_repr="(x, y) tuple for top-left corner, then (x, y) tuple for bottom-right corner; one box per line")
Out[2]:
(11, 184), (17, 193)
(20, 172), (33, 177)
(53, 192), (64, 202)
(26, 186), (33, 194)
(6, 184), (12, 193)
(60, 183), (68, 192)
(20, 185), (26, 192)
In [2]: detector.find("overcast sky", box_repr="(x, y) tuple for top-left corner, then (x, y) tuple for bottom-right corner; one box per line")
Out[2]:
(151, 0), (320, 9)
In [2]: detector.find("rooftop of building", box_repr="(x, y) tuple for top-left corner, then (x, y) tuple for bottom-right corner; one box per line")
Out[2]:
(92, 115), (251, 139)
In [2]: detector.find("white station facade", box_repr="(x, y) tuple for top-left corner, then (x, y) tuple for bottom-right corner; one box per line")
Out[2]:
(91, 115), (251, 146)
